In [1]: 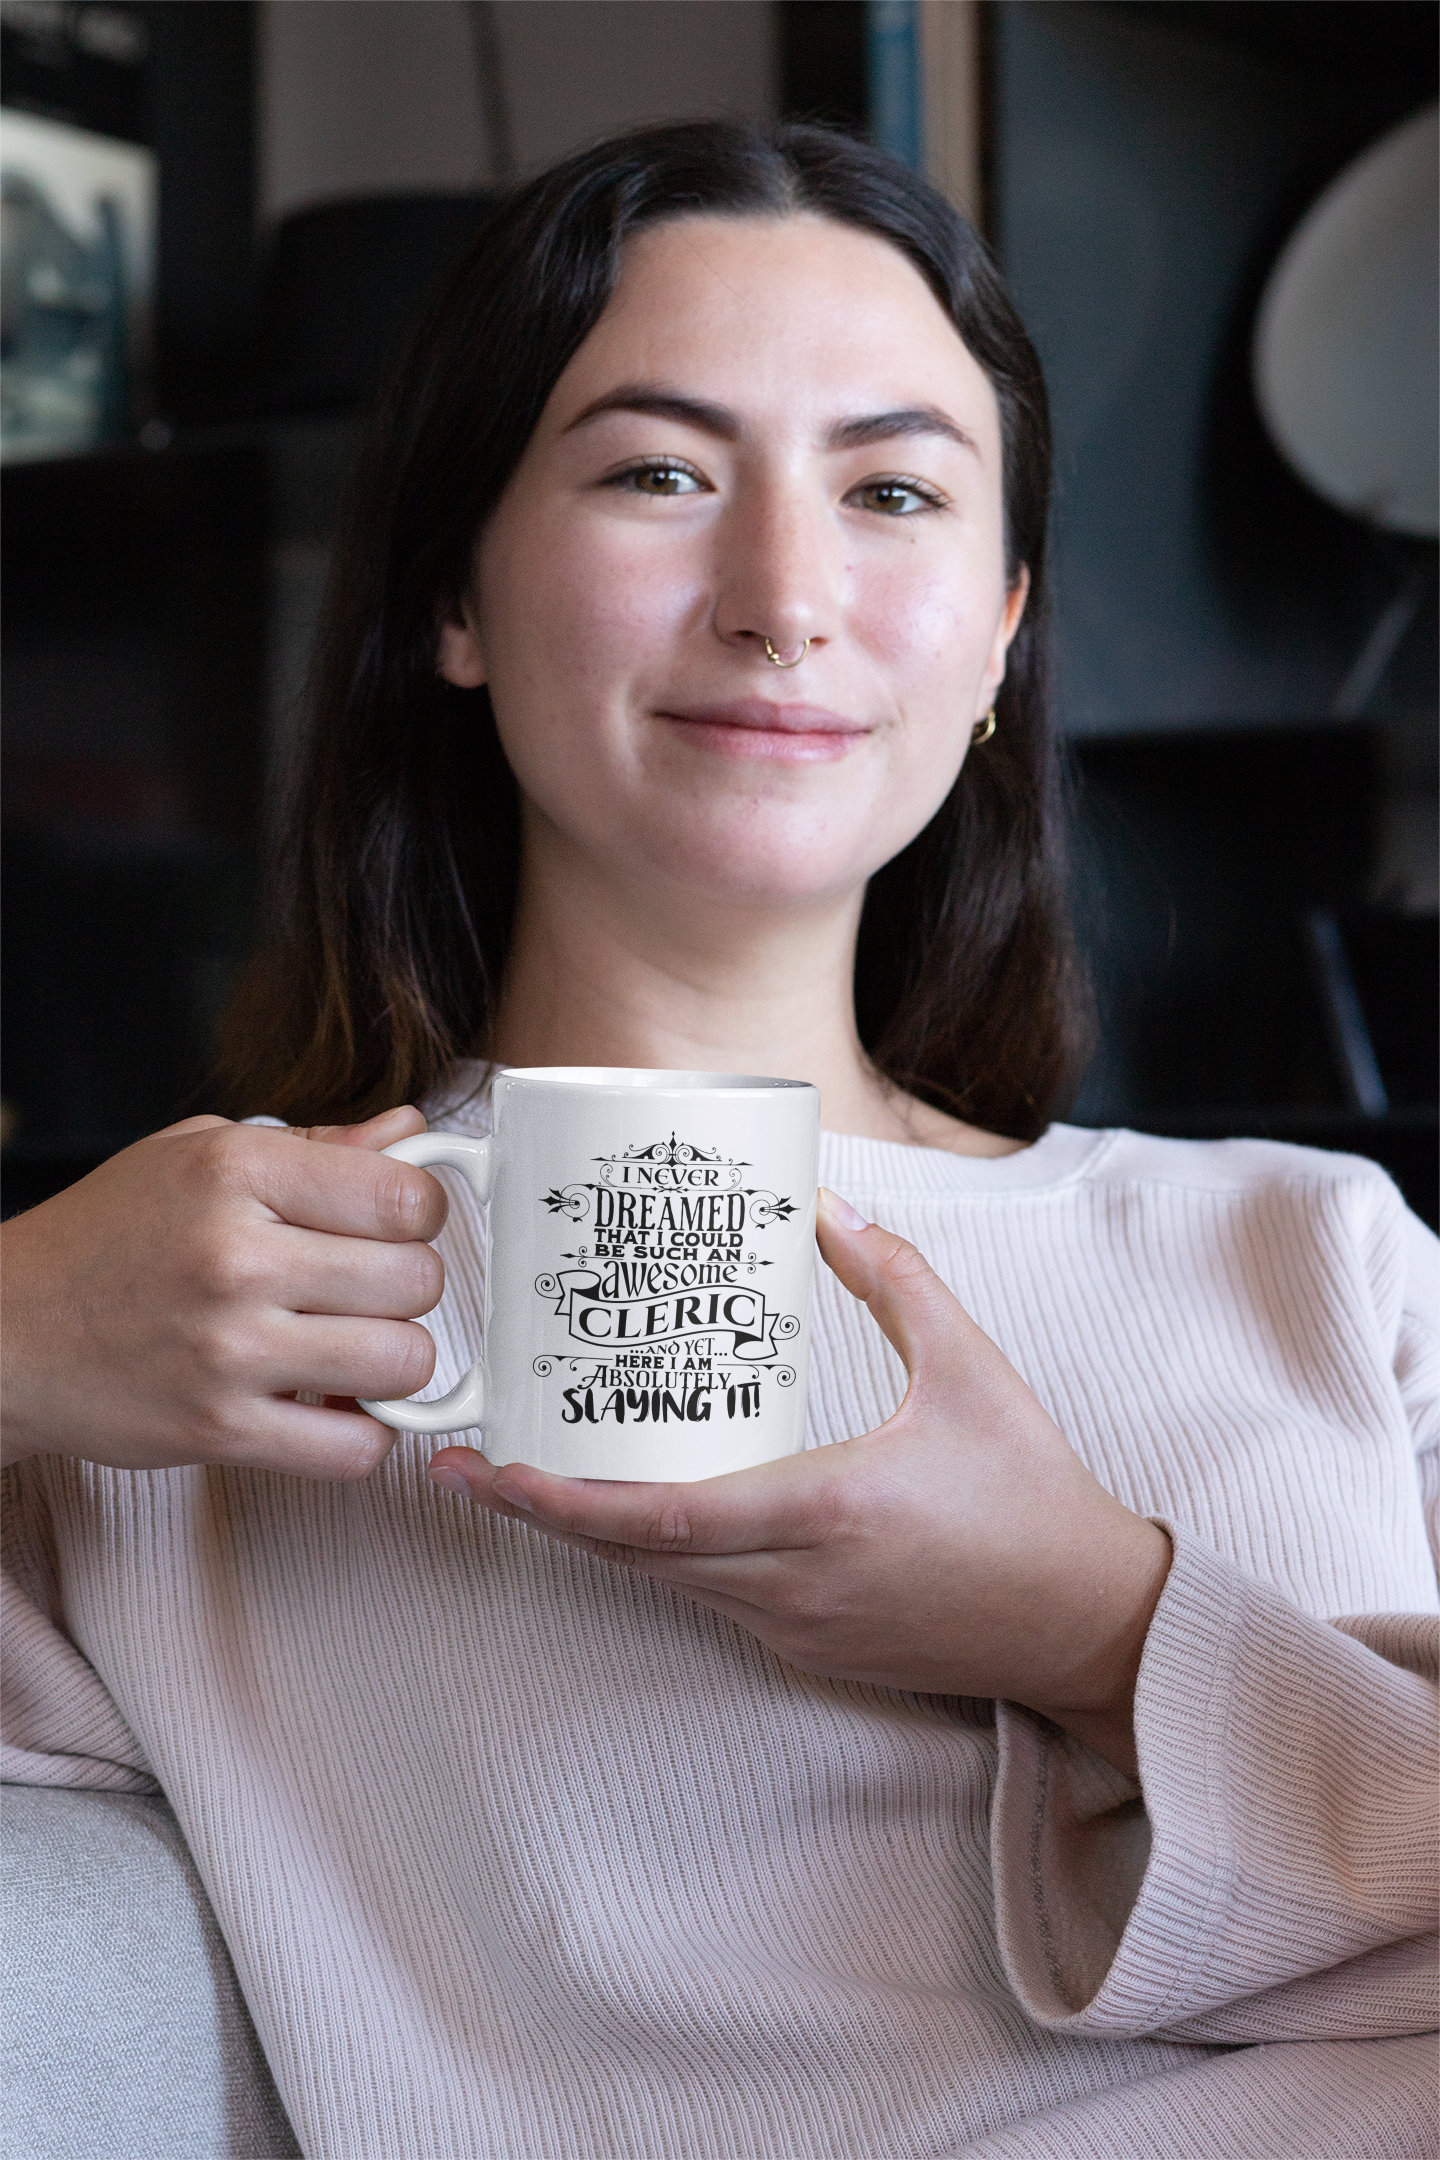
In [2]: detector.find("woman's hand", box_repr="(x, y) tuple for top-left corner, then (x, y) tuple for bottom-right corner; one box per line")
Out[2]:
(430, 1188), (1171, 1777)
(1, 1107), (449, 1481)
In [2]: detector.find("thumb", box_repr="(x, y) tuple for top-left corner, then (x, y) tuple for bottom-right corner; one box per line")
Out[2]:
(815, 1186), (976, 1377)
(292, 1106), (429, 1151)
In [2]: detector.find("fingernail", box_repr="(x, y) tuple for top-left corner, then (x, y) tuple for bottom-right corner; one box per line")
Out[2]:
(818, 1185), (869, 1231)
(491, 1477), (532, 1513)
(428, 1465), (471, 1496)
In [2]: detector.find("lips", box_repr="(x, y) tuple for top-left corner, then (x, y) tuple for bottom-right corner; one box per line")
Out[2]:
(657, 699), (870, 763)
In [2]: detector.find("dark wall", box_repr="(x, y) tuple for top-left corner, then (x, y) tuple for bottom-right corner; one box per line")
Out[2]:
(1141, 1), (1436, 88)
(778, 1), (867, 129)
(2, 442), (268, 1188)
(2, 4), (265, 1209)
(143, 0), (258, 421)
(993, 0), (1437, 735)
(1070, 722), (1377, 1115)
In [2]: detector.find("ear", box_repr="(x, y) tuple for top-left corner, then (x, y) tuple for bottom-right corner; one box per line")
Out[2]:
(437, 616), (487, 689)
(975, 565), (1030, 718)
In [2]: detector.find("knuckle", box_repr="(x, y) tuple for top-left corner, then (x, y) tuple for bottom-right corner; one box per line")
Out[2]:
(333, 1425), (397, 1482)
(186, 1392), (249, 1463)
(374, 1162), (439, 1243)
(877, 1233), (933, 1287)
(591, 1538), (639, 1568)
(194, 1225), (263, 1303)
(190, 1315), (253, 1387)
(154, 1112), (229, 1142)
(644, 1502), (695, 1552)
(385, 1323), (436, 1396)
(195, 1121), (262, 1199)
(406, 1244), (445, 1313)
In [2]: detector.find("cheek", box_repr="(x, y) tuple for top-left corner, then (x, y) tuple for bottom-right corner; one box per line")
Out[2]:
(476, 511), (697, 834)
(480, 509), (697, 703)
(850, 552), (1002, 846)
(855, 542), (1003, 698)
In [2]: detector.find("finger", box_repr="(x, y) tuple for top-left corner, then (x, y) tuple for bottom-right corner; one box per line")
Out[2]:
(815, 1186), (976, 1375)
(212, 1394), (401, 1482)
(265, 1313), (438, 1401)
(428, 1452), (800, 1610)
(201, 1126), (449, 1243)
(291, 1106), (428, 1151)
(428, 1443), (835, 1556)
(267, 1223), (445, 1319)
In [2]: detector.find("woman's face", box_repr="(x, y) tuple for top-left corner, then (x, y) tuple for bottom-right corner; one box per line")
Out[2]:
(441, 213), (1027, 913)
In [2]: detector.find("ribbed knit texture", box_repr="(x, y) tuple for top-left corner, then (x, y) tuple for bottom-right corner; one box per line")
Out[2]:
(4, 1102), (1437, 2159)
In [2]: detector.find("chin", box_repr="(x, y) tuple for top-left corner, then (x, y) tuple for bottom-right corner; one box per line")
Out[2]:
(629, 815), (891, 910)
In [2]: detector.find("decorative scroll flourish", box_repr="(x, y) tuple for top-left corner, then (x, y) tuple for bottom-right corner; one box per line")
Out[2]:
(535, 1268), (793, 1362)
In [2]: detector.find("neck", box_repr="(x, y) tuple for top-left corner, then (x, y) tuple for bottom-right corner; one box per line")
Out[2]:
(492, 814), (1021, 1156)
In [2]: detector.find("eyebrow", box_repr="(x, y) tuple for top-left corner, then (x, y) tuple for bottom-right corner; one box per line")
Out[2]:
(563, 386), (739, 440)
(562, 382), (979, 456)
(825, 404), (978, 455)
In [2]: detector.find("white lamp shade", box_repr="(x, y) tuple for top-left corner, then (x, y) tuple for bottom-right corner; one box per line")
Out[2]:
(1254, 103), (1438, 538)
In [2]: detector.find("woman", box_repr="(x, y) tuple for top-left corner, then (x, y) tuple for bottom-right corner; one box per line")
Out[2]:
(3, 124), (1435, 2160)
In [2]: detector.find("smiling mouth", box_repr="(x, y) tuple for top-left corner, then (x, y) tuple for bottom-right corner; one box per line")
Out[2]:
(657, 699), (871, 763)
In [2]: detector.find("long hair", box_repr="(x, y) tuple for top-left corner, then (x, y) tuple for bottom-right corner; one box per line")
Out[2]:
(214, 121), (1089, 1138)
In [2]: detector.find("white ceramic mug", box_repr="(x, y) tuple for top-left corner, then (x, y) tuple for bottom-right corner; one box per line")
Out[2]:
(359, 1067), (820, 1481)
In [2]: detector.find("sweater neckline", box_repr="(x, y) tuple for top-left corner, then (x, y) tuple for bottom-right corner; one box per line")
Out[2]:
(818, 1121), (1112, 1196)
(428, 1064), (1112, 1197)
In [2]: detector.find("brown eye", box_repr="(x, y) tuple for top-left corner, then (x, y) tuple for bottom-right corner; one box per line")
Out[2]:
(851, 479), (944, 516)
(627, 463), (704, 496)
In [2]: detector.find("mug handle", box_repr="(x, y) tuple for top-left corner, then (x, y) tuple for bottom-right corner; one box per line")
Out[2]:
(356, 1131), (493, 1434)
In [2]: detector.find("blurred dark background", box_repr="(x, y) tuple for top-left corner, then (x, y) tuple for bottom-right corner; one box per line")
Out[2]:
(3, 0), (1436, 1223)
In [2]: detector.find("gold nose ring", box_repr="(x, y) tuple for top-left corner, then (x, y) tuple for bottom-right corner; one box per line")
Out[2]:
(763, 637), (810, 669)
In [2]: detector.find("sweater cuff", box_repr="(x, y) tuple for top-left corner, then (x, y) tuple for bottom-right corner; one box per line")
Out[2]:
(992, 1522), (1439, 2039)
(994, 1519), (1247, 2032)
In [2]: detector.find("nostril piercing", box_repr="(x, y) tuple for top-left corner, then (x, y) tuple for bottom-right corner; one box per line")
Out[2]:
(763, 637), (810, 669)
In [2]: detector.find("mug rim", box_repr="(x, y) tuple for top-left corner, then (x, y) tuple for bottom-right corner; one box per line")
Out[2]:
(495, 1066), (817, 1094)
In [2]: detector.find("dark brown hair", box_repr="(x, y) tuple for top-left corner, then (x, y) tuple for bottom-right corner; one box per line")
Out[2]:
(215, 120), (1089, 1138)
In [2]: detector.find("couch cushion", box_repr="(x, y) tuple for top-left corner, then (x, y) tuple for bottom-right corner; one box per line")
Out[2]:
(2, 1786), (300, 2160)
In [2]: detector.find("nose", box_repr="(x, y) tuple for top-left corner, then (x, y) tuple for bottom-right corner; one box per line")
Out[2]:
(711, 480), (838, 664)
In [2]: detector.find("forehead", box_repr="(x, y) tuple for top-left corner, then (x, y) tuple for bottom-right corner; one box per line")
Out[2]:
(539, 212), (1000, 439)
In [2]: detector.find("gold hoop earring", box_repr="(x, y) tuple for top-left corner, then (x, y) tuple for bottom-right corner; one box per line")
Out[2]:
(763, 637), (810, 669)
(971, 707), (997, 745)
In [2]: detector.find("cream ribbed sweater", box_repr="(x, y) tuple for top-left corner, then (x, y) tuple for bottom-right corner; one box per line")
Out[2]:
(4, 1105), (1438, 2160)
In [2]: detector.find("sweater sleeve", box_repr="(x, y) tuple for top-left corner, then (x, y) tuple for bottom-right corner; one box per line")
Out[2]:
(0, 1462), (158, 1792)
(1, 1122), (291, 1792)
(993, 1172), (1440, 2045)
(991, 1522), (1438, 2043)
